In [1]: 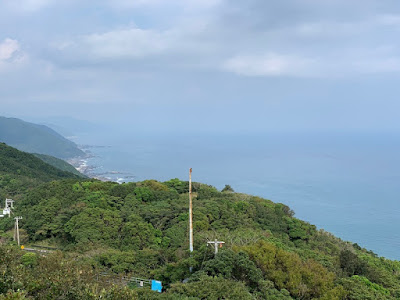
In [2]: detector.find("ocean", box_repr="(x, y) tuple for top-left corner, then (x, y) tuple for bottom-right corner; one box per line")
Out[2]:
(72, 131), (400, 260)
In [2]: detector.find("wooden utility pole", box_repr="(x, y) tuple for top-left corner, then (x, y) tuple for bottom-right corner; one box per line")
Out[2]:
(207, 239), (225, 256)
(189, 168), (193, 253)
(14, 216), (22, 246)
(189, 168), (193, 273)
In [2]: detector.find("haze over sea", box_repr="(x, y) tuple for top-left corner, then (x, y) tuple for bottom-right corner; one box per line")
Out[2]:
(73, 131), (400, 261)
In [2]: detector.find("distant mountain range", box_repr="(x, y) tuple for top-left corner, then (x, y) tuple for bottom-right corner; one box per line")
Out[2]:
(0, 116), (85, 159)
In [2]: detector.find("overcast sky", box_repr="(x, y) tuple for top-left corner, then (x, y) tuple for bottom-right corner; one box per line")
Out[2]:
(1, 0), (400, 133)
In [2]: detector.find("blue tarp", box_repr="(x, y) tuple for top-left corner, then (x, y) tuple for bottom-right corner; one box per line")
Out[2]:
(151, 280), (162, 293)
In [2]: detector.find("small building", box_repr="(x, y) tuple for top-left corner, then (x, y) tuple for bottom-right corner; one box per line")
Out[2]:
(0, 199), (14, 218)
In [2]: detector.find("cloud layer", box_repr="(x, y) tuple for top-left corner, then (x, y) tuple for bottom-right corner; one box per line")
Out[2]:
(39, 1), (400, 78)
(4, 1), (400, 77)
(1, 0), (400, 132)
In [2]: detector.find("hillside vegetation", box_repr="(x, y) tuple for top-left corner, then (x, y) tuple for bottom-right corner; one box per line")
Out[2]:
(0, 143), (83, 199)
(0, 145), (399, 299)
(0, 116), (85, 159)
(33, 153), (86, 178)
(0, 171), (398, 299)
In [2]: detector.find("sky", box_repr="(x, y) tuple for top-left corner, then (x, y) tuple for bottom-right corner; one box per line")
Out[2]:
(1, 0), (400, 133)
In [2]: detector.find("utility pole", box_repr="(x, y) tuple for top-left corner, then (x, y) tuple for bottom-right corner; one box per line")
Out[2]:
(14, 216), (22, 246)
(189, 168), (193, 253)
(207, 239), (225, 256)
(189, 168), (193, 272)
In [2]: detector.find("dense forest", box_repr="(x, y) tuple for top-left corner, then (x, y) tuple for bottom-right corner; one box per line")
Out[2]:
(0, 145), (399, 299)
(0, 143), (82, 200)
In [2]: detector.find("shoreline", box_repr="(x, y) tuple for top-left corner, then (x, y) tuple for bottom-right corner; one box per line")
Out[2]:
(67, 146), (135, 183)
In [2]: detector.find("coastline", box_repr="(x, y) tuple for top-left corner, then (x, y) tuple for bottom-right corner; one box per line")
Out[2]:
(67, 145), (135, 183)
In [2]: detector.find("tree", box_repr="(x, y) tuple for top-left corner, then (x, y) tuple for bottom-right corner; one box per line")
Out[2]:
(168, 276), (253, 299)
(221, 185), (234, 193)
(340, 250), (369, 276)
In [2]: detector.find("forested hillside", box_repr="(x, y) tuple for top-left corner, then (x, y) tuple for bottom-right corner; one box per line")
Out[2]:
(0, 116), (85, 159)
(0, 143), (83, 199)
(0, 167), (399, 299)
(0, 145), (399, 299)
(33, 153), (86, 178)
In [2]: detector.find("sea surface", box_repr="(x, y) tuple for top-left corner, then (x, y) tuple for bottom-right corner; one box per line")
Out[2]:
(72, 131), (400, 260)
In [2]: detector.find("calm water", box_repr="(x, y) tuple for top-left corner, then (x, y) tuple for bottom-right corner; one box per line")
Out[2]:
(74, 132), (400, 260)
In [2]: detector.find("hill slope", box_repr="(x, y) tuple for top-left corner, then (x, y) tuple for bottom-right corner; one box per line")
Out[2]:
(0, 116), (85, 159)
(0, 152), (399, 299)
(33, 153), (86, 178)
(0, 177), (397, 299)
(0, 143), (83, 198)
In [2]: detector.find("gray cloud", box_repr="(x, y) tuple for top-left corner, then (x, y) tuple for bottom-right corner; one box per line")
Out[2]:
(29, 0), (400, 79)
(1, 0), (400, 132)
